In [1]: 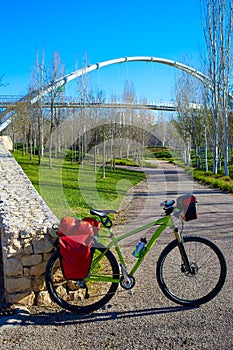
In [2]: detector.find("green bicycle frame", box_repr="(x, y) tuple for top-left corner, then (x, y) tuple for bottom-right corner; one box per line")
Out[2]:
(87, 215), (174, 283)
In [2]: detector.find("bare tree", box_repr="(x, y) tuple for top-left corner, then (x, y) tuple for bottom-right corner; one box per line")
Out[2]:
(29, 51), (47, 164)
(174, 68), (204, 167)
(44, 51), (65, 168)
(75, 55), (90, 163)
(201, 0), (233, 175)
(122, 80), (136, 160)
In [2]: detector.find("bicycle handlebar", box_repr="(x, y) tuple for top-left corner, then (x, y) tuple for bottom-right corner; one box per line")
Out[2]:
(91, 199), (178, 227)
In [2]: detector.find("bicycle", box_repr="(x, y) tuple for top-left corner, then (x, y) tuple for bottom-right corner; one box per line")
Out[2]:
(45, 195), (227, 314)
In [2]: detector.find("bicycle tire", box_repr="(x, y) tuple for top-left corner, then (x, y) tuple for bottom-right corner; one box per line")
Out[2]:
(156, 235), (227, 306)
(45, 245), (120, 313)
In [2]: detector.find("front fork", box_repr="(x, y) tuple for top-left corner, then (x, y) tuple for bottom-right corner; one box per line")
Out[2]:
(173, 227), (193, 274)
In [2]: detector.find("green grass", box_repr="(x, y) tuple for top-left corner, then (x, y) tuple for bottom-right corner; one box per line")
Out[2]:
(12, 151), (146, 219)
(144, 147), (182, 161)
(193, 169), (233, 192)
(112, 158), (140, 166)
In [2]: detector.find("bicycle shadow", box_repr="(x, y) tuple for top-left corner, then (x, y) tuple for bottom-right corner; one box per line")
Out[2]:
(0, 305), (198, 327)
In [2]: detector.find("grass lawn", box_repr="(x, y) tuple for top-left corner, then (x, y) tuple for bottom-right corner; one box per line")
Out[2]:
(12, 151), (146, 219)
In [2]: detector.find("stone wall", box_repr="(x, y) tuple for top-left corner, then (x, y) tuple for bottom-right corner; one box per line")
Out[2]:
(0, 140), (58, 306)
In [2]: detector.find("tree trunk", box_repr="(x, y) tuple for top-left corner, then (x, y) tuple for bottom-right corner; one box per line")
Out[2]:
(204, 126), (208, 171)
(102, 137), (106, 178)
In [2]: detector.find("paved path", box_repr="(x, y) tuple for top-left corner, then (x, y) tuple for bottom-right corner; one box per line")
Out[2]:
(0, 161), (233, 349)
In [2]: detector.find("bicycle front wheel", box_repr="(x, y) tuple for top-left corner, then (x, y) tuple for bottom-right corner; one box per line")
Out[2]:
(45, 246), (120, 313)
(156, 236), (227, 306)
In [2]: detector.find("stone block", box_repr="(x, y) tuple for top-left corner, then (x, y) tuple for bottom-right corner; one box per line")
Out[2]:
(7, 291), (35, 306)
(30, 261), (47, 276)
(42, 252), (52, 262)
(33, 238), (53, 254)
(23, 244), (33, 255)
(5, 258), (23, 277)
(22, 254), (42, 266)
(31, 275), (46, 291)
(23, 267), (30, 277)
(6, 276), (31, 293)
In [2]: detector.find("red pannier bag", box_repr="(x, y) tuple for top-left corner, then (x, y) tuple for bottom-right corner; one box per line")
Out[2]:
(58, 216), (101, 280)
(176, 194), (198, 221)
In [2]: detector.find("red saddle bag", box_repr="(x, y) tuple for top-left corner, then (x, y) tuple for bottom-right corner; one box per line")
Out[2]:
(59, 235), (92, 280)
(58, 216), (101, 280)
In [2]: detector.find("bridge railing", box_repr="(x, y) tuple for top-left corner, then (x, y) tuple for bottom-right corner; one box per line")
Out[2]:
(0, 95), (180, 110)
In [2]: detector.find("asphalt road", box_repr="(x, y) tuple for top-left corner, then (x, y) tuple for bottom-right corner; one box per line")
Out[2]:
(0, 161), (232, 349)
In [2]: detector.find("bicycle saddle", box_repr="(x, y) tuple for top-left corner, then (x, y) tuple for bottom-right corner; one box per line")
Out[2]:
(90, 209), (118, 217)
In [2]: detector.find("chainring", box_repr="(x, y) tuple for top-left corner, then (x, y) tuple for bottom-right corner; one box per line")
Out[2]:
(120, 274), (136, 290)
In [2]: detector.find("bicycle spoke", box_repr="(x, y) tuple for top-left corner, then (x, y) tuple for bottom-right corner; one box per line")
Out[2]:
(156, 236), (226, 306)
(45, 247), (119, 313)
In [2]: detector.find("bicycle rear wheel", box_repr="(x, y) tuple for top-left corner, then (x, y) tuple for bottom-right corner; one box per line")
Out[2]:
(45, 246), (120, 313)
(156, 236), (227, 306)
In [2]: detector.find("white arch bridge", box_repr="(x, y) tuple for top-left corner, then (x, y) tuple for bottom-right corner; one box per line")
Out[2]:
(0, 56), (215, 132)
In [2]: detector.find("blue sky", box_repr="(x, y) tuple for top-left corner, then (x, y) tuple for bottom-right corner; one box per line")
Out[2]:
(0, 0), (205, 102)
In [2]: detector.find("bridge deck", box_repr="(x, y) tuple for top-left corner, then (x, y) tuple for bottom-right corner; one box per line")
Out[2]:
(0, 95), (201, 112)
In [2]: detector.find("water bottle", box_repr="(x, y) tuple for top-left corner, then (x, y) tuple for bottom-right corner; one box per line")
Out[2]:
(132, 238), (147, 258)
